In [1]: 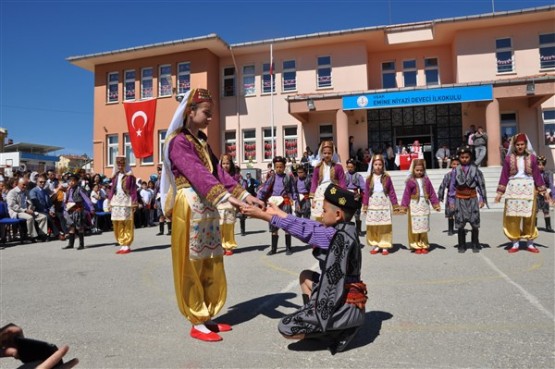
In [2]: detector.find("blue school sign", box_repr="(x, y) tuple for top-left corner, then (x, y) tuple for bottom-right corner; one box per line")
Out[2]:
(342, 84), (493, 110)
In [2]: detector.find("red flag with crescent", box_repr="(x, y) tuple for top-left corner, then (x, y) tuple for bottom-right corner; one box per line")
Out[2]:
(123, 99), (157, 158)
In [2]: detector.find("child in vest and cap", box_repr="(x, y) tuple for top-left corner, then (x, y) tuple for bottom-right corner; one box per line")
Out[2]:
(241, 183), (367, 354)
(257, 156), (298, 255)
(438, 155), (460, 236)
(536, 156), (555, 233)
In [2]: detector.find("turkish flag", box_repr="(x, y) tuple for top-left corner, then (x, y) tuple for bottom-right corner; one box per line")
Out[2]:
(123, 99), (157, 158)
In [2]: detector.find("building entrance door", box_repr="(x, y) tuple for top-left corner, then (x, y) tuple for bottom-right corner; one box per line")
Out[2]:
(394, 126), (434, 169)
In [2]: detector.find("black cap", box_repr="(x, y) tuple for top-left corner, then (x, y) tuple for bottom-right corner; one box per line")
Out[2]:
(457, 145), (473, 156)
(324, 183), (361, 211)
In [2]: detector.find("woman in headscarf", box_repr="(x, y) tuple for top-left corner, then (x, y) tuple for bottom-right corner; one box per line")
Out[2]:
(495, 133), (548, 253)
(161, 88), (263, 342)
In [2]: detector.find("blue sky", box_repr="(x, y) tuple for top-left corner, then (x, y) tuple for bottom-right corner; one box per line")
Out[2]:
(1, 0), (553, 157)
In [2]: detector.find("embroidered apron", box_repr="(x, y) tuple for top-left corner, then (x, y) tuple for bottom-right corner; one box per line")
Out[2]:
(311, 183), (328, 219)
(365, 192), (392, 226)
(409, 197), (430, 234)
(110, 191), (133, 221)
(505, 178), (535, 217)
(217, 201), (236, 225)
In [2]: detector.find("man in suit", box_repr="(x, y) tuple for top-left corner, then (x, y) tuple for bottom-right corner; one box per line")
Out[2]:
(436, 144), (451, 169)
(6, 178), (48, 242)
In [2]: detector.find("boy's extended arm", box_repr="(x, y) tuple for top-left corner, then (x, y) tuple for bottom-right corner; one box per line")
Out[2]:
(270, 214), (336, 249)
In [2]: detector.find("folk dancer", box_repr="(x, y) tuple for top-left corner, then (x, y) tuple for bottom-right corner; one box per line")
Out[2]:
(218, 154), (242, 256)
(536, 156), (554, 232)
(345, 159), (365, 236)
(62, 173), (94, 250)
(294, 165), (312, 220)
(437, 156), (460, 236)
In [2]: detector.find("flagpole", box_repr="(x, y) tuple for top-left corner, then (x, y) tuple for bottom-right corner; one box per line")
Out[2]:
(270, 43), (274, 161)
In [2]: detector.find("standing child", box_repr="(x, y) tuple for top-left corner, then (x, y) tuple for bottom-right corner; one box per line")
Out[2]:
(310, 141), (346, 222)
(362, 154), (399, 255)
(345, 159), (365, 236)
(437, 156), (460, 236)
(448, 146), (488, 253)
(536, 156), (554, 232)
(400, 159), (441, 254)
(294, 165), (312, 220)
(62, 174), (94, 250)
(257, 156), (298, 255)
(241, 183), (367, 354)
(218, 154), (242, 256)
(139, 181), (153, 228)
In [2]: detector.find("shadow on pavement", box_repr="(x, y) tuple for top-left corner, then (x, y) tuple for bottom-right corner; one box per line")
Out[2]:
(215, 292), (300, 325)
(84, 242), (119, 249)
(236, 230), (266, 236)
(232, 244), (269, 254)
(497, 241), (549, 250)
(132, 244), (171, 252)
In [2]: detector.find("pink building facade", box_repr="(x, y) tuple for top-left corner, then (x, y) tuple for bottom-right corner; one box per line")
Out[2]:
(68, 6), (555, 180)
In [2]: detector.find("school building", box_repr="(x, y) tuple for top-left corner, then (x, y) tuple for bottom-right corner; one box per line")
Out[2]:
(67, 5), (555, 180)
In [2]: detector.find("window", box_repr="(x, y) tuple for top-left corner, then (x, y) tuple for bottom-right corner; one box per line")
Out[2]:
(159, 64), (172, 97)
(543, 109), (555, 146)
(158, 130), (167, 163)
(263, 128), (277, 161)
(317, 56), (332, 88)
(382, 61), (396, 89)
(496, 38), (514, 73)
(107, 72), (119, 103)
(262, 63), (275, 94)
(282, 60), (296, 92)
(539, 33), (555, 70)
(142, 154), (153, 165)
(243, 129), (256, 162)
(283, 127), (298, 159)
(107, 135), (119, 167)
(123, 134), (136, 166)
(242, 65), (255, 96)
(141, 67), (153, 99)
(224, 131), (237, 160)
(403, 60), (417, 87)
(319, 124), (333, 142)
(424, 58), (439, 86)
(177, 62), (191, 94)
(500, 112), (517, 150)
(223, 67), (235, 97)
(124, 70), (135, 101)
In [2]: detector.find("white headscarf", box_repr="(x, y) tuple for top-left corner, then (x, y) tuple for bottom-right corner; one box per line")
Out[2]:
(506, 133), (535, 158)
(160, 90), (193, 216)
(111, 155), (132, 177)
(311, 141), (341, 167)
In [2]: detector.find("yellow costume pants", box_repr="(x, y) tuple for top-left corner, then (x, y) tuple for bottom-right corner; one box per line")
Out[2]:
(171, 190), (227, 325)
(221, 223), (238, 251)
(113, 220), (134, 246)
(366, 225), (393, 248)
(503, 197), (538, 241)
(407, 210), (429, 250)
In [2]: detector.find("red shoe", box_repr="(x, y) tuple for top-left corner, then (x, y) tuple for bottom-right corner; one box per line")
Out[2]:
(527, 246), (540, 253)
(206, 322), (232, 332)
(420, 249), (429, 254)
(414, 249), (422, 254)
(224, 250), (233, 256)
(116, 249), (124, 254)
(381, 249), (389, 256)
(370, 247), (380, 255)
(508, 247), (519, 253)
(117, 248), (131, 254)
(190, 327), (222, 342)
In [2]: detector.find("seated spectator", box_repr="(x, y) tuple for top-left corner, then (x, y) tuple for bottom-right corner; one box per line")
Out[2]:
(436, 144), (451, 168)
(29, 174), (63, 240)
(6, 178), (48, 243)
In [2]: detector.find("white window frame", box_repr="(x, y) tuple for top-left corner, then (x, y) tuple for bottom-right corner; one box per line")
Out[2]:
(403, 59), (417, 87)
(223, 66), (235, 97)
(159, 64), (172, 97)
(242, 65), (256, 96)
(177, 62), (191, 95)
(282, 60), (297, 92)
(142, 154), (154, 165)
(124, 70), (135, 101)
(242, 129), (256, 162)
(319, 124), (334, 142)
(262, 63), (275, 94)
(424, 57), (439, 86)
(283, 126), (298, 159)
(224, 131), (237, 161)
(158, 130), (167, 164)
(107, 71), (119, 103)
(123, 133), (136, 166)
(542, 109), (555, 147)
(107, 134), (119, 167)
(141, 67), (153, 99)
(317, 56), (332, 89)
(539, 33), (555, 70)
(382, 61), (397, 89)
(263, 127), (277, 161)
(496, 37), (514, 74)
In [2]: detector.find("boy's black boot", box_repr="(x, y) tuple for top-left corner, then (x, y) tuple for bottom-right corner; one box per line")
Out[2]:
(457, 228), (466, 253)
(285, 234), (292, 255)
(471, 228), (480, 253)
(268, 235), (278, 255)
(448, 219), (454, 236)
(62, 233), (75, 249)
(166, 222), (172, 236)
(157, 221), (165, 236)
(77, 233), (85, 250)
(545, 218), (554, 232)
(355, 220), (362, 237)
(240, 218), (246, 236)
(301, 293), (310, 305)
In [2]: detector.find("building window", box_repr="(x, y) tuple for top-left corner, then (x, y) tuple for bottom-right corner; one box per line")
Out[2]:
(424, 58), (439, 86)
(107, 72), (119, 103)
(123, 134), (136, 166)
(283, 127), (298, 159)
(262, 63), (275, 94)
(158, 130), (167, 163)
(282, 60), (296, 92)
(382, 61), (396, 89)
(242, 65), (255, 96)
(159, 64), (172, 97)
(177, 62), (191, 95)
(496, 38), (514, 73)
(317, 56), (332, 88)
(539, 33), (555, 70)
(543, 109), (555, 146)
(403, 60), (417, 87)
(223, 67), (235, 97)
(243, 129), (256, 162)
(319, 124), (333, 142)
(107, 135), (119, 167)
(500, 112), (517, 152)
(263, 128), (277, 161)
(124, 70), (135, 101)
(224, 131), (237, 160)
(141, 67), (153, 99)
(142, 155), (153, 165)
